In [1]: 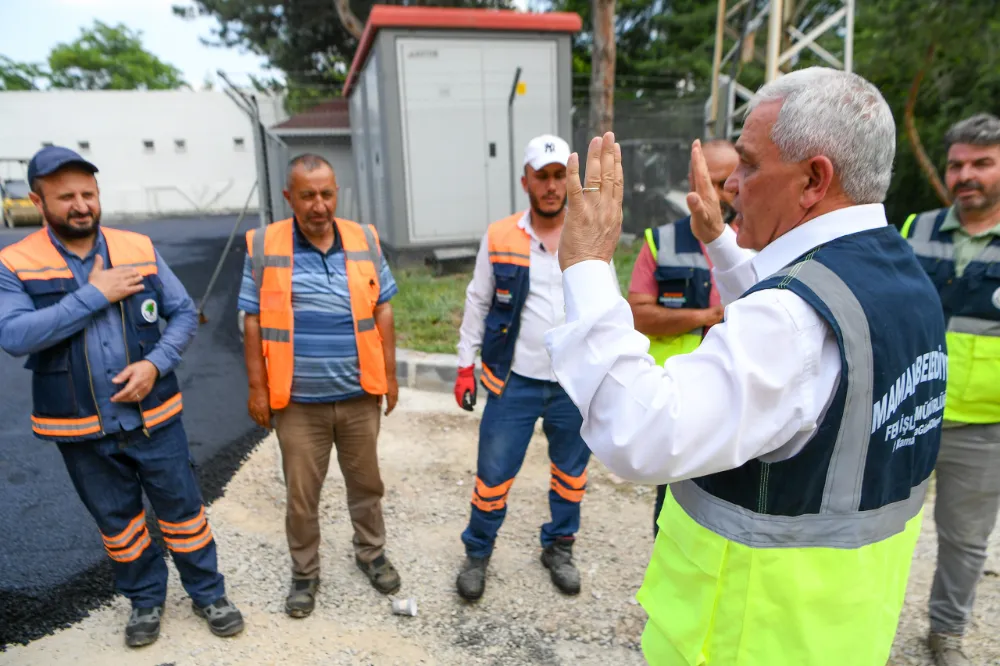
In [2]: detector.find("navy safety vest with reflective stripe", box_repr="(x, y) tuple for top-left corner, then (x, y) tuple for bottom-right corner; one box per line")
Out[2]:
(648, 216), (712, 312)
(479, 212), (531, 396)
(674, 225), (945, 547)
(0, 228), (183, 442)
(900, 208), (1000, 424)
(901, 208), (1000, 329)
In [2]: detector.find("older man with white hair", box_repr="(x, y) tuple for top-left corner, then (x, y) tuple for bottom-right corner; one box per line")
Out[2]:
(546, 67), (947, 665)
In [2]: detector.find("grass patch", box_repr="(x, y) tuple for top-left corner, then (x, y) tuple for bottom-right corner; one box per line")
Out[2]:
(392, 239), (645, 353)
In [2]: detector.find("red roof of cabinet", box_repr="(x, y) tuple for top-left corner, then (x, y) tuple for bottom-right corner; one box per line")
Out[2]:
(342, 5), (582, 97)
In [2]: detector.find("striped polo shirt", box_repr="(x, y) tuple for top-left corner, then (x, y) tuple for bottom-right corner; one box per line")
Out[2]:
(237, 219), (398, 403)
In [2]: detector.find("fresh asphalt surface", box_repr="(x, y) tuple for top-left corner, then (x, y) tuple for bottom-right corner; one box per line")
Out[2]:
(0, 215), (268, 649)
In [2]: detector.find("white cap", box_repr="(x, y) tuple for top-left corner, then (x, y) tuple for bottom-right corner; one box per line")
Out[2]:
(523, 134), (571, 171)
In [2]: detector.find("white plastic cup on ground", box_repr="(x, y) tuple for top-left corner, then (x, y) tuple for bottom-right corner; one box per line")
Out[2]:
(391, 598), (418, 616)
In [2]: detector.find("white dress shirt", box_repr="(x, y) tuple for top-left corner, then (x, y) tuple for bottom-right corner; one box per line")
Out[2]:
(458, 211), (618, 382)
(544, 204), (890, 484)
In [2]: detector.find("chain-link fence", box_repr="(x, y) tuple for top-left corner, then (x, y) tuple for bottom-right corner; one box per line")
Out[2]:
(572, 97), (707, 236)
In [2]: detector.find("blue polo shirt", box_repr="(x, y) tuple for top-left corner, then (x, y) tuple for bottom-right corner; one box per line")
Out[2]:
(237, 220), (398, 403)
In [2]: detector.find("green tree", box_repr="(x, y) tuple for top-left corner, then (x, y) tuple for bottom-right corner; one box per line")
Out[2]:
(0, 55), (45, 91)
(47, 20), (187, 90)
(852, 0), (1000, 224)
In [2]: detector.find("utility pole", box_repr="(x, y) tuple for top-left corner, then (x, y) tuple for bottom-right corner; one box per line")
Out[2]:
(589, 0), (616, 137)
(707, 0), (856, 140)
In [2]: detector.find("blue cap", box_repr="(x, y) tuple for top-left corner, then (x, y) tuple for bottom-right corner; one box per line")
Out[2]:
(27, 146), (98, 184)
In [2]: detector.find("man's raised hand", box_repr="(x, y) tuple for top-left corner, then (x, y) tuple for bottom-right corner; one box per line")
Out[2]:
(558, 132), (624, 272)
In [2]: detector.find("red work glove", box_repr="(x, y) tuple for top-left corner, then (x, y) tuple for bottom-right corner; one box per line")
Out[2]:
(455, 366), (477, 411)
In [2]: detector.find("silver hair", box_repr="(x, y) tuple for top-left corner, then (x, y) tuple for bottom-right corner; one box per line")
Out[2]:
(745, 67), (896, 205)
(944, 113), (1000, 151)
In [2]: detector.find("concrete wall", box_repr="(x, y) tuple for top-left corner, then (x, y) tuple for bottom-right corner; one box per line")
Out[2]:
(0, 90), (287, 220)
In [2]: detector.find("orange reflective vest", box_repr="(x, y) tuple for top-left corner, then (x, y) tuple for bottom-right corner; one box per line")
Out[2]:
(245, 218), (387, 410)
(0, 228), (184, 441)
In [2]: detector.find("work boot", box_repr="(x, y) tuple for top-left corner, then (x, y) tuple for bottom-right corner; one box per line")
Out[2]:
(927, 632), (971, 666)
(355, 554), (402, 594)
(456, 555), (490, 601)
(192, 595), (244, 638)
(541, 537), (581, 595)
(124, 605), (162, 648)
(285, 577), (320, 618)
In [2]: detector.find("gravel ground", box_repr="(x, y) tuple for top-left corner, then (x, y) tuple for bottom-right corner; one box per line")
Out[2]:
(2, 387), (997, 666)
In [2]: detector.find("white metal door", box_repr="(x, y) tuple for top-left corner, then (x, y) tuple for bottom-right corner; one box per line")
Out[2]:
(480, 40), (559, 222)
(397, 38), (489, 243)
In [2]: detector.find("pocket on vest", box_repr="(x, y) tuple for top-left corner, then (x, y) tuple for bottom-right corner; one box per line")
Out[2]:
(27, 346), (79, 417)
(492, 264), (520, 310)
(965, 335), (1000, 403)
(482, 312), (511, 360)
(655, 266), (697, 308)
(353, 260), (381, 305)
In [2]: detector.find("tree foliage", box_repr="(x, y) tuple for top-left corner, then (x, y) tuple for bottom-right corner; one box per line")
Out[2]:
(0, 56), (45, 91)
(549, 0), (1000, 223)
(47, 21), (187, 90)
(1, 21), (186, 92)
(853, 0), (1000, 223)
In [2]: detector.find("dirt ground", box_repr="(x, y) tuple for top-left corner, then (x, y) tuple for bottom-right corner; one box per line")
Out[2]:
(2, 387), (998, 666)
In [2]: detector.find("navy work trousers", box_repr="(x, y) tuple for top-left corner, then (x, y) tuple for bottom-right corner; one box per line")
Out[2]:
(461, 372), (591, 558)
(57, 420), (226, 608)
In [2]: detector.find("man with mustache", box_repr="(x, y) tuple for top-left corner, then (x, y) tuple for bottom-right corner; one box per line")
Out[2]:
(625, 140), (736, 536)
(0, 146), (244, 647)
(900, 112), (1000, 666)
(240, 154), (401, 617)
(452, 135), (617, 601)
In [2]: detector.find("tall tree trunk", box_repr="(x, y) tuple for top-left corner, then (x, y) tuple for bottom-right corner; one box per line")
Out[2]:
(333, 0), (364, 40)
(905, 43), (951, 207)
(589, 0), (616, 137)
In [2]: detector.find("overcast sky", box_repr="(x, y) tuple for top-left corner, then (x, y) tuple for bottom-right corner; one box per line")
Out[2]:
(3, 0), (274, 88)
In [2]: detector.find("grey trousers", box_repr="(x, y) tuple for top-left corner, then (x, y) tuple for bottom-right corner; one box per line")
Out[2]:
(929, 421), (1000, 635)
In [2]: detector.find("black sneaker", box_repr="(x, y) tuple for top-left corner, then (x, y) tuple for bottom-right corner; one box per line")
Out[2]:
(456, 555), (490, 601)
(541, 537), (581, 595)
(124, 605), (162, 648)
(355, 554), (402, 595)
(285, 577), (320, 618)
(192, 595), (244, 637)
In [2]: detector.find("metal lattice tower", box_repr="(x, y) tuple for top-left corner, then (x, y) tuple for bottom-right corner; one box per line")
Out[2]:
(705, 0), (856, 140)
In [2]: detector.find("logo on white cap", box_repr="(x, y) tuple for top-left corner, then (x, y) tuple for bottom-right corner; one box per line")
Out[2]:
(524, 134), (570, 171)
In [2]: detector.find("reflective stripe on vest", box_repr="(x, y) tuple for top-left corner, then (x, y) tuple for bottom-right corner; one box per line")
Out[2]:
(672, 259), (927, 548)
(904, 211), (1000, 423)
(246, 218), (387, 410)
(905, 210), (1000, 262)
(652, 223), (710, 269)
(642, 224), (705, 365)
